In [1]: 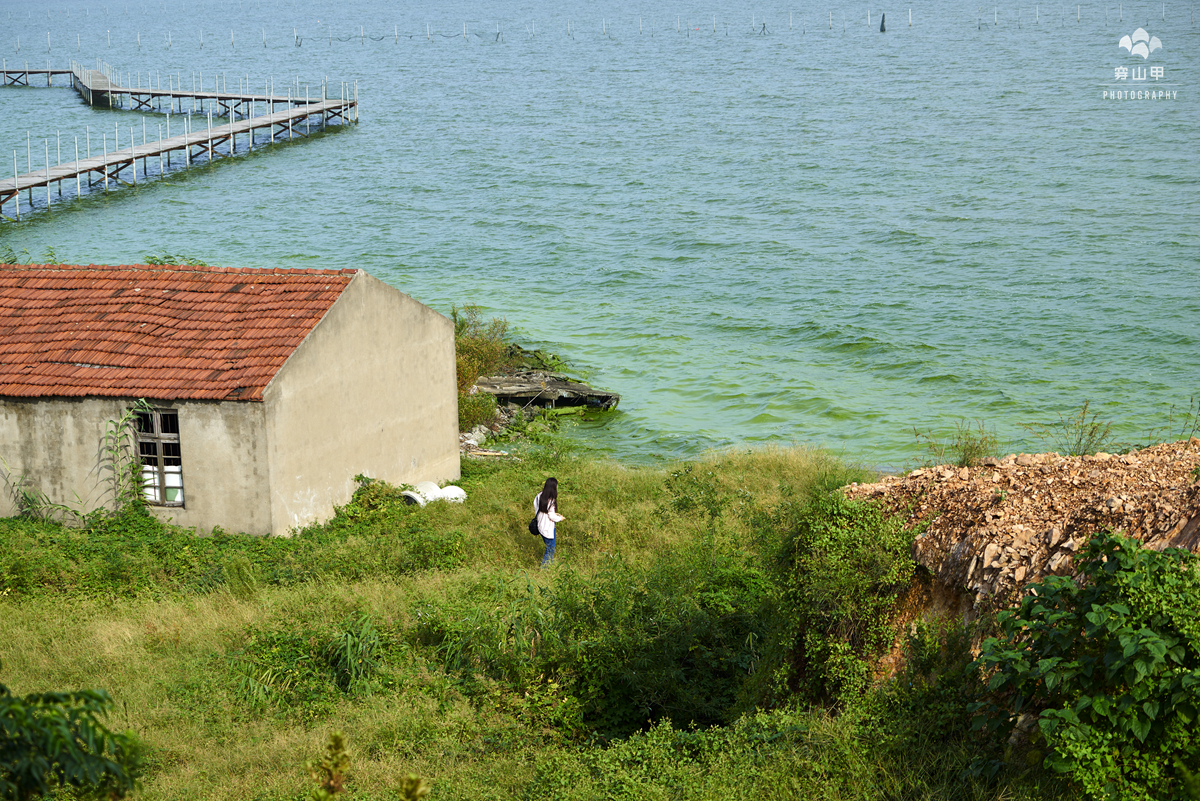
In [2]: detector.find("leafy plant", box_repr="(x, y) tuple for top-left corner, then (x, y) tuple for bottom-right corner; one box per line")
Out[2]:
(458, 390), (498, 432)
(324, 615), (384, 693)
(913, 418), (1001, 467)
(0, 246), (60, 265)
(0, 667), (144, 800)
(451, 304), (514, 394)
(972, 530), (1200, 800)
(99, 400), (154, 515)
(397, 773), (431, 800)
(763, 492), (919, 708)
(306, 732), (350, 800)
(143, 253), (209, 266)
(0, 457), (81, 524)
(451, 304), (520, 431)
(1023, 400), (1116, 456)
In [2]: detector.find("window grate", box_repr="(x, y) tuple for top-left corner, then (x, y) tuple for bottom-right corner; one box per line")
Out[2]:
(135, 409), (185, 507)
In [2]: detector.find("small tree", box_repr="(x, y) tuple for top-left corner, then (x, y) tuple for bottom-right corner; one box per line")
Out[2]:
(973, 530), (1200, 800)
(0, 673), (143, 800)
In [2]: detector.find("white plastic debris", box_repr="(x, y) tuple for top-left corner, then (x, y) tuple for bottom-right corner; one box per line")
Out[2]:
(401, 481), (467, 507)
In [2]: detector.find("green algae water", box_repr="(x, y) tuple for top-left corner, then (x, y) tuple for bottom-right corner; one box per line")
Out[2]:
(2, 0), (1198, 469)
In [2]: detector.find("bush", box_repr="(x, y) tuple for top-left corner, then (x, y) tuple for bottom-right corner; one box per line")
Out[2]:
(759, 492), (919, 709)
(452, 305), (514, 394)
(0, 674), (144, 799)
(458, 390), (498, 432)
(415, 538), (773, 740)
(973, 530), (1200, 800)
(451, 305), (516, 431)
(0, 478), (465, 598)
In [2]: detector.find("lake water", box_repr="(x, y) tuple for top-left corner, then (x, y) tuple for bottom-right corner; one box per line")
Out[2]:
(2, 0), (1198, 469)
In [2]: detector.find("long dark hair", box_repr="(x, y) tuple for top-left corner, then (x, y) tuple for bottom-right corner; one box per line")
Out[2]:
(537, 477), (558, 514)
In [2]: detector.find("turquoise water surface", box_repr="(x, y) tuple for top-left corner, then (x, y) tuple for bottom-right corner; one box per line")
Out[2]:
(2, 0), (1198, 468)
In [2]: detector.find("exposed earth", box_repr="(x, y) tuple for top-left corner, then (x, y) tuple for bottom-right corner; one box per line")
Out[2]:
(844, 439), (1200, 606)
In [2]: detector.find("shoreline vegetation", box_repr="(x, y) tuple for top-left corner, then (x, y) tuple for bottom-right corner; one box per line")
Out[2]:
(3, 308), (1200, 800)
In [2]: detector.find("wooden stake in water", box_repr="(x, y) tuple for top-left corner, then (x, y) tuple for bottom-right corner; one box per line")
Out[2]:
(13, 151), (19, 219)
(75, 137), (80, 196)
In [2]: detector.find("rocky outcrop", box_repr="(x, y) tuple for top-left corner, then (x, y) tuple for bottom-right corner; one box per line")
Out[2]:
(844, 439), (1200, 605)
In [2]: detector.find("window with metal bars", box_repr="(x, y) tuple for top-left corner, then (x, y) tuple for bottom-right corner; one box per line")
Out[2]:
(135, 408), (184, 506)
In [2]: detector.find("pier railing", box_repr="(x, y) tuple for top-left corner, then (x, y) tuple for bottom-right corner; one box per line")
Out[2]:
(1, 59), (359, 221)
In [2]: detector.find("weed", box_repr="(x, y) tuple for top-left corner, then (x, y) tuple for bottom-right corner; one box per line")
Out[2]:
(452, 304), (515, 393)
(306, 732), (350, 799)
(143, 253), (210, 266)
(324, 615), (384, 693)
(1022, 400), (1116, 456)
(397, 773), (431, 800)
(913, 418), (1001, 467)
(0, 245), (60, 265)
(0, 456), (81, 524)
(757, 492), (921, 710)
(459, 390), (499, 432)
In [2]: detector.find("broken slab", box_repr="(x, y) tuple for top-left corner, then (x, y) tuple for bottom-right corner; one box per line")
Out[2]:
(474, 370), (620, 411)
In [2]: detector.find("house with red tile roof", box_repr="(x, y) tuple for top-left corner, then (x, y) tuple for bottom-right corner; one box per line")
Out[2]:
(0, 263), (459, 535)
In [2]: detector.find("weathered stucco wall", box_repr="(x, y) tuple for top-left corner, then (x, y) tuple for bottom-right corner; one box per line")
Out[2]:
(0, 397), (271, 535)
(263, 272), (459, 535)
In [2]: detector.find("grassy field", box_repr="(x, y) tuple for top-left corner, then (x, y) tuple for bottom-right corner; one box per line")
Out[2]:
(0, 440), (1077, 801)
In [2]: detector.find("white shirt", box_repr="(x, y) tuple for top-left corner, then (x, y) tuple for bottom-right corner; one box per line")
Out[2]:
(533, 492), (564, 539)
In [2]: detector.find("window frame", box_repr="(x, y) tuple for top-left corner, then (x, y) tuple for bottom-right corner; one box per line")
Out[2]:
(134, 407), (185, 508)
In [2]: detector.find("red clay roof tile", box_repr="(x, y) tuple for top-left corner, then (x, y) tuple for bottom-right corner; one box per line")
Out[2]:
(0, 264), (357, 401)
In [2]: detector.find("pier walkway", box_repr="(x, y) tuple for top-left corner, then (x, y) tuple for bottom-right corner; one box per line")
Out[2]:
(1, 60), (358, 220)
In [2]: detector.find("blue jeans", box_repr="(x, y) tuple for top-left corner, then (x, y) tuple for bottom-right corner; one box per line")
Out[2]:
(541, 529), (556, 566)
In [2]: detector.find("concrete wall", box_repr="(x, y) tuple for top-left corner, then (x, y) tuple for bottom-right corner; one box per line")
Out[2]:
(262, 271), (459, 535)
(0, 397), (272, 535)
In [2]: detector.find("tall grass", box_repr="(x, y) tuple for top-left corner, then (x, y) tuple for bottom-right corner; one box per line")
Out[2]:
(0, 444), (1071, 800)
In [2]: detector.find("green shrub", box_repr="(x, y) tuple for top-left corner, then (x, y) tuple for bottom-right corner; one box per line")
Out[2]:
(0, 478), (465, 599)
(452, 304), (515, 394)
(973, 530), (1200, 800)
(0, 673), (144, 800)
(324, 615), (384, 693)
(415, 539), (773, 740)
(759, 492), (919, 709)
(458, 390), (498, 432)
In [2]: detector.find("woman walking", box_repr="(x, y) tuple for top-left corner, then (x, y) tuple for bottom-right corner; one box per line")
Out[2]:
(533, 477), (565, 566)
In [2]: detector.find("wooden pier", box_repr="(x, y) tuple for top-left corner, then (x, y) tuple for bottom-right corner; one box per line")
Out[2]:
(1, 60), (358, 221)
(2, 67), (74, 87)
